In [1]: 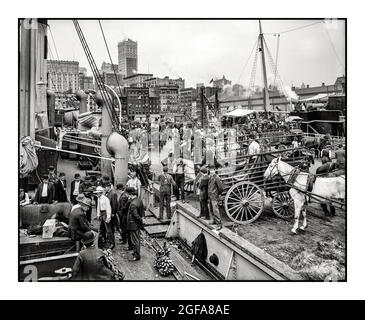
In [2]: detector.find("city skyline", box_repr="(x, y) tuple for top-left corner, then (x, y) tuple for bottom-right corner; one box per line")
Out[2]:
(48, 19), (345, 89)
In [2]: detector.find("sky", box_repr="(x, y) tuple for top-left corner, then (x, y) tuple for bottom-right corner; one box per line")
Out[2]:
(48, 19), (345, 89)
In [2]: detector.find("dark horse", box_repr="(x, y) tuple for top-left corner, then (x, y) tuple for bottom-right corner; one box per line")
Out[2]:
(301, 136), (327, 158)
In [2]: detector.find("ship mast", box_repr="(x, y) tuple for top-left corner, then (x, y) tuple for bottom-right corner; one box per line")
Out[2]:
(259, 20), (270, 113)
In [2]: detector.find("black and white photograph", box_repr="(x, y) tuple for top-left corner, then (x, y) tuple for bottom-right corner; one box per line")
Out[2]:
(17, 17), (347, 283)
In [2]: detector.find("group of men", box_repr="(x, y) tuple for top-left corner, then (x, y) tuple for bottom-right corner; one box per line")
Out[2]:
(68, 177), (145, 263)
(157, 154), (224, 230)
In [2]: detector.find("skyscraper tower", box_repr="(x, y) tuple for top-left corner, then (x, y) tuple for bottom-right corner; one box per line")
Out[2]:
(118, 38), (138, 77)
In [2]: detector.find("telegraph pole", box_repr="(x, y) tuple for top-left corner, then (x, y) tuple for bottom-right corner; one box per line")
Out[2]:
(259, 20), (270, 113)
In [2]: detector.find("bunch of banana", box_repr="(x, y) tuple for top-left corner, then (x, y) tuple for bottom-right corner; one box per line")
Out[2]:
(154, 246), (175, 276)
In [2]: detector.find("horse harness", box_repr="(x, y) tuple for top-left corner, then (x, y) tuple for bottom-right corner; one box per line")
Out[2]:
(287, 166), (316, 193)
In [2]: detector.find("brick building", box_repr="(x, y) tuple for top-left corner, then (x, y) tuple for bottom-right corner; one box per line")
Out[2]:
(47, 60), (80, 93)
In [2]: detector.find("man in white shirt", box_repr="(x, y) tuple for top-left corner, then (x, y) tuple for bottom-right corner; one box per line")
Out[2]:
(248, 133), (261, 161)
(126, 171), (142, 197)
(94, 186), (114, 249)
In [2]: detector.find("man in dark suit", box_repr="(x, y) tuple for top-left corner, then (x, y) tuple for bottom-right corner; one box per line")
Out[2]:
(80, 176), (94, 222)
(197, 167), (210, 220)
(126, 187), (145, 261)
(54, 172), (68, 203)
(34, 175), (55, 204)
(72, 231), (116, 281)
(118, 185), (132, 248)
(70, 173), (83, 205)
(68, 194), (97, 244)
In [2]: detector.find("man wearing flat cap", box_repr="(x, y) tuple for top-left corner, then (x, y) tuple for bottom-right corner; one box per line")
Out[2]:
(126, 187), (145, 261)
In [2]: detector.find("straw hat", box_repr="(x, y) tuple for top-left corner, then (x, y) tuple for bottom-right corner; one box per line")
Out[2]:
(93, 186), (104, 194)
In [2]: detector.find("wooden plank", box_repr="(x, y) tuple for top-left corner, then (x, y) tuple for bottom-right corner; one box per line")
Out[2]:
(144, 225), (169, 238)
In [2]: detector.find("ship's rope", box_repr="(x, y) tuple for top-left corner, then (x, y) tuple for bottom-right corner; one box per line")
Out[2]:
(20, 136), (39, 176)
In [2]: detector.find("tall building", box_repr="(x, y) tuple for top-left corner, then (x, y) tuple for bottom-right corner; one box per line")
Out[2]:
(118, 38), (138, 77)
(179, 87), (197, 115)
(47, 60), (80, 93)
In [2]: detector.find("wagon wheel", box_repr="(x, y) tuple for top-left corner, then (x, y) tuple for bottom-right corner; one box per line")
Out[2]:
(224, 181), (265, 224)
(272, 191), (295, 219)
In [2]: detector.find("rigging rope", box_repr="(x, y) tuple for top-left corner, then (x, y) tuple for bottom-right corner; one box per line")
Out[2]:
(48, 25), (60, 60)
(73, 20), (121, 132)
(98, 20), (127, 118)
(273, 34), (280, 87)
(235, 38), (259, 85)
(265, 21), (324, 36)
(248, 39), (260, 102)
(322, 25), (345, 72)
(20, 136), (39, 176)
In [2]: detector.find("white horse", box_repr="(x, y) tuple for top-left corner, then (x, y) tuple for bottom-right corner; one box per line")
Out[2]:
(264, 157), (345, 234)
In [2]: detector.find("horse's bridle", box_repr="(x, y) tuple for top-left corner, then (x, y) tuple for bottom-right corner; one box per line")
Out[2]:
(265, 159), (280, 181)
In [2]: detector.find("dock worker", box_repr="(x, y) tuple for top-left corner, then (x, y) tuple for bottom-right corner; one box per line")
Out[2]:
(248, 133), (261, 162)
(157, 166), (176, 220)
(70, 173), (83, 205)
(34, 174), (55, 204)
(71, 231), (115, 281)
(105, 182), (118, 249)
(117, 184), (132, 248)
(68, 194), (97, 249)
(161, 150), (176, 175)
(126, 170), (142, 198)
(48, 165), (57, 184)
(94, 186), (114, 250)
(208, 166), (224, 230)
(80, 176), (94, 222)
(19, 188), (30, 207)
(335, 144), (345, 171)
(173, 157), (187, 202)
(54, 172), (68, 203)
(126, 187), (145, 262)
(197, 167), (210, 220)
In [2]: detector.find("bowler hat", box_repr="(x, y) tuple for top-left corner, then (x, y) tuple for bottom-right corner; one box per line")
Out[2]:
(125, 187), (137, 195)
(200, 167), (208, 174)
(81, 231), (95, 245)
(76, 194), (92, 207)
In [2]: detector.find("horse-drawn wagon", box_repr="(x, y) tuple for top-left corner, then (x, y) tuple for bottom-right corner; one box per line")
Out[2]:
(217, 147), (312, 224)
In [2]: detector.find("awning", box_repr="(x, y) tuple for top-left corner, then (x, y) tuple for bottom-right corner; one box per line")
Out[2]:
(223, 109), (256, 118)
(285, 116), (303, 122)
(299, 93), (329, 102)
